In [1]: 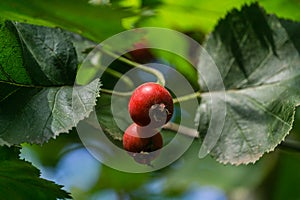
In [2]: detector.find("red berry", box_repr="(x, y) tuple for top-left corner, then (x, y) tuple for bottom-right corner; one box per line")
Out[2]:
(128, 82), (174, 128)
(123, 123), (163, 152)
(123, 123), (163, 164)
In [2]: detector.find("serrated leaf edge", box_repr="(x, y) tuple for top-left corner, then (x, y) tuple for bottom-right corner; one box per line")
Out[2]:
(51, 79), (101, 140)
(217, 103), (300, 166)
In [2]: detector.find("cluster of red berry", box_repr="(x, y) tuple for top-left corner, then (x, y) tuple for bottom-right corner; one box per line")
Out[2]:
(123, 82), (174, 165)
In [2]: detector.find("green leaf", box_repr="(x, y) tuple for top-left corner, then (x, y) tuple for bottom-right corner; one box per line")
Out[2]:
(14, 21), (78, 85)
(95, 94), (125, 143)
(0, 0), (133, 42)
(67, 33), (96, 65)
(0, 20), (100, 145)
(196, 3), (300, 165)
(0, 146), (70, 200)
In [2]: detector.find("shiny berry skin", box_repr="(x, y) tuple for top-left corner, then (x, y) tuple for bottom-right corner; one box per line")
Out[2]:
(128, 82), (173, 128)
(123, 123), (163, 153)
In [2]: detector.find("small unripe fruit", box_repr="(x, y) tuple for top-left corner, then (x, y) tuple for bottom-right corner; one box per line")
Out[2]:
(128, 82), (174, 128)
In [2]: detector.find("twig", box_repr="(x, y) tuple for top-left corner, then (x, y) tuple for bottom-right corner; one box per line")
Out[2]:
(173, 91), (201, 104)
(162, 122), (199, 138)
(99, 45), (166, 86)
(279, 139), (300, 152)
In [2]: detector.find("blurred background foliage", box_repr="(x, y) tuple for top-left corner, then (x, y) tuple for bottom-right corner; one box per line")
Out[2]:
(1, 0), (300, 42)
(21, 108), (300, 200)
(2, 0), (298, 199)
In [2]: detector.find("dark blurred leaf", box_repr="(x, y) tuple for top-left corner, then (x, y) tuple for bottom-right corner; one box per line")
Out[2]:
(196, 3), (300, 164)
(141, 0), (163, 8)
(0, 146), (70, 200)
(0, 20), (100, 145)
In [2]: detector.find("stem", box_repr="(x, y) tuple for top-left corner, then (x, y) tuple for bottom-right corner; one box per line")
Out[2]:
(95, 45), (202, 103)
(102, 86), (203, 104)
(173, 91), (201, 104)
(162, 123), (300, 153)
(99, 45), (166, 86)
(162, 122), (199, 138)
(0, 80), (43, 88)
(163, 124), (300, 154)
(105, 67), (134, 89)
(280, 139), (300, 152)
(101, 88), (132, 97)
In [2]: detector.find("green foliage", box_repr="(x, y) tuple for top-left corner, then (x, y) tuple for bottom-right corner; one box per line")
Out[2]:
(134, 0), (300, 34)
(272, 151), (300, 200)
(161, 141), (274, 194)
(95, 165), (149, 191)
(1, 0), (300, 199)
(96, 94), (124, 142)
(0, 146), (70, 200)
(196, 3), (300, 164)
(0, 21), (100, 145)
(0, 0), (132, 42)
(135, 0), (255, 33)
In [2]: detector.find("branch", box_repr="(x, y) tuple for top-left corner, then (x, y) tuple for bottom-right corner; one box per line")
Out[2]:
(173, 91), (201, 104)
(99, 45), (166, 86)
(162, 122), (199, 138)
(279, 139), (300, 152)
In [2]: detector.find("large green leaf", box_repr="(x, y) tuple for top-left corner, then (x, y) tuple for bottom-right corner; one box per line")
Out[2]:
(0, 146), (70, 199)
(196, 3), (300, 165)
(0, 0), (132, 42)
(0, 20), (100, 145)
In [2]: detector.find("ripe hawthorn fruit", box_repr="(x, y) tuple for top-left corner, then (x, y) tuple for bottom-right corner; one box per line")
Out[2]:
(123, 123), (163, 165)
(123, 123), (163, 153)
(128, 82), (174, 128)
